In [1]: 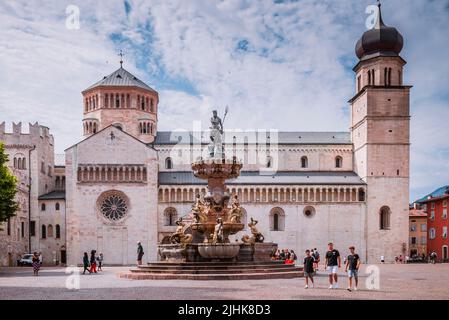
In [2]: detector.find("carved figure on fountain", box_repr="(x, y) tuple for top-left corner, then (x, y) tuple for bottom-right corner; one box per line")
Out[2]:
(191, 193), (208, 223)
(229, 194), (243, 223)
(170, 217), (193, 245)
(211, 218), (225, 244)
(241, 218), (265, 244)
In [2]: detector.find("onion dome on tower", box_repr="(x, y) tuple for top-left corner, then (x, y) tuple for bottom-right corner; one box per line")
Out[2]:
(355, 1), (403, 61)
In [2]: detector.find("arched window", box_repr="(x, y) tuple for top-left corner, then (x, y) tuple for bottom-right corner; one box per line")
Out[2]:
(429, 228), (436, 240)
(47, 225), (53, 237)
(384, 67), (392, 86)
(55, 224), (61, 239)
(165, 157), (173, 169)
(335, 156), (343, 168)
(13, 157), (17, 169)
(115, 94), (120, 108)
(21, 158), (26, 169)
(266, 156), (273, 168)
(301, 156), (308, 168)
(269, 207), (285, 231)
(273, 213), (279, 230)
(41, 203), (46, 211)
(150, 99), (154, 112)
(380, 206), (391, 230)
(358, 188), (366, 202)
(164, 207), (178, 226)
(113, 123), (123, 130)
(41, 225), (47, 239)
(55, 202), (60, 211)
(388, 68), (391, 86)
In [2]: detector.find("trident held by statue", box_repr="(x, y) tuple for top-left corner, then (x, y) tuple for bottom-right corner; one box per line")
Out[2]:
(222, 105), (229, 126)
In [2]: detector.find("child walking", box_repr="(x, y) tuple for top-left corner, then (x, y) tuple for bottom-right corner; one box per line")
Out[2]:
(303, 250), (315, 289)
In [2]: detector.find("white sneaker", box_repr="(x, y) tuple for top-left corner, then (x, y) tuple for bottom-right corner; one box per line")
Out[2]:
(354, 287), (358, 291)
(329, 285), (333, 289)
(305, 285), (309, 289)
(333, 283), (339, 289)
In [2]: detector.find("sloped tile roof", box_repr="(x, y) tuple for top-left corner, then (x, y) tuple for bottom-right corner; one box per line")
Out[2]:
(84, 67), (156, 92)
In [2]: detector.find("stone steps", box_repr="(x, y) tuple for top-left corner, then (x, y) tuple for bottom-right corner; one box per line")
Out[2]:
(119, 270), (303, 280)
(118, 261), (303, 280)
(144, 261), (288, 267)
(139, 263), (296, 271)
(130, 267), (303, 275)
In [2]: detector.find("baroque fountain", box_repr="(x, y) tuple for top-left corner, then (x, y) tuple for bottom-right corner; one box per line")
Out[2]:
(120, 111), (303, 280)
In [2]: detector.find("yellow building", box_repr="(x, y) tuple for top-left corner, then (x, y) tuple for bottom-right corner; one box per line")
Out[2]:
(409, 208), (427, 258)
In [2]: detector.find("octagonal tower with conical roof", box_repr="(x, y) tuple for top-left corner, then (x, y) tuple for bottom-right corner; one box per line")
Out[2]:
(81, 62), (158, 144)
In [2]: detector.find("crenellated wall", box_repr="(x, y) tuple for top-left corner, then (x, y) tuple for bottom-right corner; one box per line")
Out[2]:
(0, 122), (56, 266)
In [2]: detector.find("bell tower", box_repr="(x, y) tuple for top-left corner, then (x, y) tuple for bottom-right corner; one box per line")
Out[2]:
(81, 58), (158, 144)
(350, 2), (411, 262)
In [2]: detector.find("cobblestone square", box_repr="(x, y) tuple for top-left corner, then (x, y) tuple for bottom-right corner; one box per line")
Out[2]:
(1, 263), (448, 300)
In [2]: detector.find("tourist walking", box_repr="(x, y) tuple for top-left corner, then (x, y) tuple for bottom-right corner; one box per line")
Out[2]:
(324, 242), (341, 289)
(303, 250), (315, 289)
(137, 242), (144, 265)
(32, 252), (40, 276)
(97, 252), (103, 271)
(82, 252), (91, 275)
(430, 251), (437, 264)
(89, 250), (97, 273)
(38, 252), (43, 266)
(345, 246), (361, 292)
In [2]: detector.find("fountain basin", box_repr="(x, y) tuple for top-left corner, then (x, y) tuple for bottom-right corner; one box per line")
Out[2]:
(192, 159), (242, 180)
(158, 244), (187, 262)
(191, 222), (244, 238)
(197, 243), (241, 259)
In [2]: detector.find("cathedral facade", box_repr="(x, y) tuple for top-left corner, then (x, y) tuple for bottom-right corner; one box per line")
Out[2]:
(0, 5), (410, 266)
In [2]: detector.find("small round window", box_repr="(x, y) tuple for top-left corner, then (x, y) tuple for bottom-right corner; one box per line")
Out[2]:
(303, 206), (316, 218)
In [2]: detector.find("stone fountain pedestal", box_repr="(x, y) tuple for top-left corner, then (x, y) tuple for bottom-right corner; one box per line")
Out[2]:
(120, 113), (302, 280)
(157, 242), (279, 263)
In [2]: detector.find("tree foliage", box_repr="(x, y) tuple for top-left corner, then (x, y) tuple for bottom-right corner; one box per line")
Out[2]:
(0, 142), (18, 225)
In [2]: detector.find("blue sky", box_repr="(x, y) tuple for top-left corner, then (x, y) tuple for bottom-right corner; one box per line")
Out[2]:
(0, 0), (448, 202)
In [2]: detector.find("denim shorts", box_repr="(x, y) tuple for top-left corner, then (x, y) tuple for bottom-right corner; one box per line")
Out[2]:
(347, 269), (358, 278)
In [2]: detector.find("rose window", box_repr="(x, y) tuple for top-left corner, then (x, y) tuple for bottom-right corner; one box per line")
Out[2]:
(100, 194), (128, 221)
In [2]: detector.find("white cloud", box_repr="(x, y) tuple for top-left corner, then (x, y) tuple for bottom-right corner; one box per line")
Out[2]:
(0, 0), (448, 201)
